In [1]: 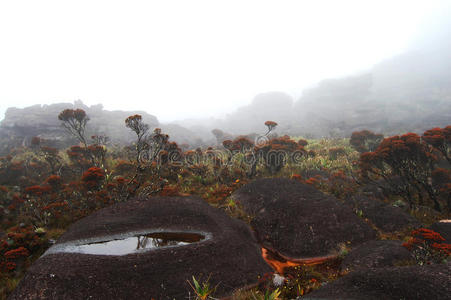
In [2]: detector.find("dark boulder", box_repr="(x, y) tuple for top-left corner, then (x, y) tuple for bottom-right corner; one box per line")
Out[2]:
(347, 195), (421, 233)
(10, 196), (272, 299)
(232, 178), (376, 258)
(340, 240), (413, 272)
(302, 263), (451, 300)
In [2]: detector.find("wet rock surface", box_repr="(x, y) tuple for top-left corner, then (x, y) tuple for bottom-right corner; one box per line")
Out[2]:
(10, 196), (272, 300)
(302, 263), (451, 300)
(232, 178), (376, 258)
(340, 240), (413, 272)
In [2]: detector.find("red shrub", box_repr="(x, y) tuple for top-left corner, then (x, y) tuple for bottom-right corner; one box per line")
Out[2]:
(4, 247), (30, 260)
(25, 185), (51, 196)
(45, 175), (62, 190)
(297, 139), (308, 147)
(291, 174), (303, 182)
(115, 160), (135, 175)
(328, 147), (346, 160)
(255, 135), (306, 174)
(359, 132), (443, 211)
(350, 130), (383, 153)
(422, 126), (451, 164)
(327, 170), (357, 199)
(403, 228), (450, 264)
(81, 167), (105, 190)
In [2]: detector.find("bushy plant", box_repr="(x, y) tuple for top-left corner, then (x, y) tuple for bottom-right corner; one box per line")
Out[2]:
(422, 126), (451, 164)
(359, 132), (445, 211)
(58, 108), (90, 147)
(255, 135), (306, 175)
(350, 130), (383, 153)
(328, 147), (346, 160)
(187, 276), (216, 300)
(402, 228), (450, 265)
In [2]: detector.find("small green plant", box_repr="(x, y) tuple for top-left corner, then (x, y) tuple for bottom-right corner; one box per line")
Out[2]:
(355, 208), (364, 218)
(263, 288), (281, 300)
(187, 276), (217, 300)
(337, 242), (350, 258)
(251, 288), (281, 300)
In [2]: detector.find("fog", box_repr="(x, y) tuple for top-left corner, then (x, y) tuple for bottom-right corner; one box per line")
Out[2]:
(1, 0), (451, 145)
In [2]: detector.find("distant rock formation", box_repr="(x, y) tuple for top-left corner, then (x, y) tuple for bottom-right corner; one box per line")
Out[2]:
(291, 23), (451, 137)
(223, 91), (294, 134)
(159, 123), (206, 148)
(0, 100), (159, 154)
(173, 39), (451, 138)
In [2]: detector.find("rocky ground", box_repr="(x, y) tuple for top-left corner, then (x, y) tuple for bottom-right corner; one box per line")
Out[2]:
(9, 179), (450, 299)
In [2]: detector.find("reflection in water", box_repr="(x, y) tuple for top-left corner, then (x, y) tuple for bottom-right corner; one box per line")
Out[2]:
(66, 232), (205, 255)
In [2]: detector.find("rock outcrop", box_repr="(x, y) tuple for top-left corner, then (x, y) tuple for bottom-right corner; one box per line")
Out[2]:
(346, 195), (421, 233)
(340, 240), (413, 272)
(303, 263), (451, 300)
(232, 178), (376, 258)
(10, 196), (271, 299)
(0, 101), (158, 154)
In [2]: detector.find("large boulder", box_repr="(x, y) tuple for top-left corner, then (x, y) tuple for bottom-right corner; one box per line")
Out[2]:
(340, 240), (413, 272)
(346, 195), (421, 233)
(232, 178), (376, 258)
(303, 263), (451, 300)
(10, 196), (272, 299)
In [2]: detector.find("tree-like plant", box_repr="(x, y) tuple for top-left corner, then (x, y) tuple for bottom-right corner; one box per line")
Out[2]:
(264, 121), (278, 135)
(422, 126), (451, 165)
(256, 135), (305, 174)
(125, 114), (149, 166)
(58, 109), (90, 147)
(359, 132), (442, 211)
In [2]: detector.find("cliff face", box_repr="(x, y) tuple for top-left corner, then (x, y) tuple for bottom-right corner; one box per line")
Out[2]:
(288, 22), (451, 138)
(290, 46), (451, 137)
(0, 101), (159, 154)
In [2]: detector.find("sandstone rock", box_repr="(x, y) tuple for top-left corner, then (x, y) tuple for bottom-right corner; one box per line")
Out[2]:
(347, 195), (421, 233)
(232, 178), (376, 258)
(340, 240), (413, 272)
(10, 196), (271, 299)
(302, 263), (451, 300)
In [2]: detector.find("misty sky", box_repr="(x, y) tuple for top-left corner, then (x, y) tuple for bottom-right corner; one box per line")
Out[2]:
(0, 0), (449, 122)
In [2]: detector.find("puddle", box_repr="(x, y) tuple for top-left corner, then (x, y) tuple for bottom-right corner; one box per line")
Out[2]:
(46, 231), (208, 256)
